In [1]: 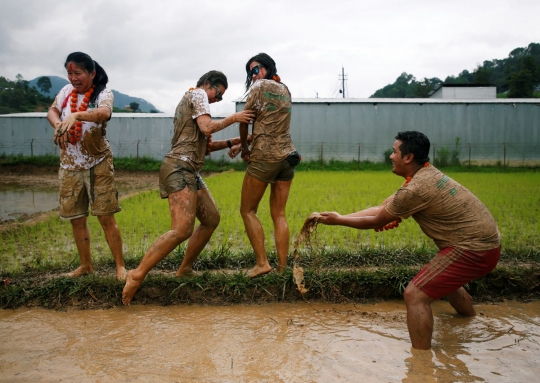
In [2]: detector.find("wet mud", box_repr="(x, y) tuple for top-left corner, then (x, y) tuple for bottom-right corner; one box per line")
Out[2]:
(293, 212), (321, 295)
(0, 169), (158, 228)
(1, 300), (539, 382)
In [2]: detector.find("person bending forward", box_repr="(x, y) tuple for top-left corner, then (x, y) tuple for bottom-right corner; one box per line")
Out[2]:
(317, 131), (501, 350)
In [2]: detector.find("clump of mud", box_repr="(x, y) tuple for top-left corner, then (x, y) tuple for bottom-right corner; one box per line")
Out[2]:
(293, 212), (321, 295)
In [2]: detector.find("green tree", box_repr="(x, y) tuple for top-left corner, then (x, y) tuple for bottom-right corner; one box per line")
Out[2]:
(36, 76), (52, 94)
(507, 56), (539, 97)
(129, 102), (140, 112)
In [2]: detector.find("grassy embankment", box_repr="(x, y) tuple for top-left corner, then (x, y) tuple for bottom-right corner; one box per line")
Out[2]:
(1, 156), (539, 309)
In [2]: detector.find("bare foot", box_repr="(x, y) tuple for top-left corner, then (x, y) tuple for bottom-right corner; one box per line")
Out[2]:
(122, 270), (142, 306)
(248, 264), (272, 278)
(276, 265), (288, 275)
(116, 266), (127, 281)
(175, 269), (202, 278)
(67, 265), (93, 278)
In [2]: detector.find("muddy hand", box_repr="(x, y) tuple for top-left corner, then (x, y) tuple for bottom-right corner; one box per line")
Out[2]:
(241, 148), (251, 163)
(55, 115), (77, 137)
(318, 211), (341, 225)
(205, 135), (213, 155)
(54, 128), (70, 150)
(228, 144), (241, 158)
(234, 110), (255, 124)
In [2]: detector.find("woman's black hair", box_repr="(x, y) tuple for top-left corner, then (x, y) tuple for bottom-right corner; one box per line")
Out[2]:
(244, 52), (278, 91)
(395, 131), (431, 165)
(196, 70), (228, 89)
(64, 52), (108, 104)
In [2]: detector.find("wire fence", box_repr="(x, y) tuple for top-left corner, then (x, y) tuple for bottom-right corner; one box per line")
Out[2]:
(1, 139), (539, 167)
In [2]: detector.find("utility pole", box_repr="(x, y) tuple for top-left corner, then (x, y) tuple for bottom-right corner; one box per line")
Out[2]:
(339, 66), (347, 98)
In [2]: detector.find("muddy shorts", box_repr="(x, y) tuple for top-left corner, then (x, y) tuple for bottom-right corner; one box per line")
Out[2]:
(159, 157), (207, 198)
(58, 156), (121, 219)
(247, 159), (295, 184)
(412, 245), (501, 300)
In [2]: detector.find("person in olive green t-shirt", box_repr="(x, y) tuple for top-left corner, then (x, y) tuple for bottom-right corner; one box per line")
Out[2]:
(234, 53), (300, 278)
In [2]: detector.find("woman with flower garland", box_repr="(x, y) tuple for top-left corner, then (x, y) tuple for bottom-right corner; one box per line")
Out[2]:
(317, 131), (501, 350)
(235, 53), (300, 278)
(122, 70), (255, 305)
(47, 51), (126, 280)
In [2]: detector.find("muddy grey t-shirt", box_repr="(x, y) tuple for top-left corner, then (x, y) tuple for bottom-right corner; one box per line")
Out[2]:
(244, 79), (295, 163)
(51, 84), (114, 170)
(385, 165), (501, 251)
(165, 89), (211, 172)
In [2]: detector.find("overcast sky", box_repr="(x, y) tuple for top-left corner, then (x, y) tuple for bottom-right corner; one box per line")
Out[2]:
(1, 0), (538, 115)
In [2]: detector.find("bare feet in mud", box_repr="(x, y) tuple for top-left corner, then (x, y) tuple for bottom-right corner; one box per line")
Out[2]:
(276, 265), (288, 275)
(67, 265), (94, 278)
(248, 264), (272, 278)
(122, 270), (142, 306)
(116, 267), (127, 281)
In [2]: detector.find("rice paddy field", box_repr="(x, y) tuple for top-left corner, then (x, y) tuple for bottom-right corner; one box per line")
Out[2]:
(1, 170), (539, 275)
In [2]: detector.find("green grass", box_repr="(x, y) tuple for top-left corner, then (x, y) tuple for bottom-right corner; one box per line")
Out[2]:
(1, 171), (539, 275)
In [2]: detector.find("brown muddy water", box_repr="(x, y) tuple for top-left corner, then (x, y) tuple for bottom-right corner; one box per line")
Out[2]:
(1, 300), (539, 383)
(0, 189), (58, 221)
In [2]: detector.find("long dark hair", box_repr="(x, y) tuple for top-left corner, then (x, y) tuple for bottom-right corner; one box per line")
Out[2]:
(64, 52), (108, 104)
(196, 70), (228, 89)
(244, 52), (278, 91)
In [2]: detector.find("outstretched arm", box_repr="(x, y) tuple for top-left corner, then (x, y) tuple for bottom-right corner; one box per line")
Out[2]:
(318, 197), (398, 230)
(205, 134), (252, 157)
(196, 110), (254, 136)
(341, 196), (394, 218)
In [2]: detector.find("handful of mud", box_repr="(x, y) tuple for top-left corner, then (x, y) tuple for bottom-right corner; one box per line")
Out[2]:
(293, 212), (321, 295)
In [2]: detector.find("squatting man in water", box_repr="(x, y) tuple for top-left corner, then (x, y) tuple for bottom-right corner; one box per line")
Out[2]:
(316, 131), (501, 350)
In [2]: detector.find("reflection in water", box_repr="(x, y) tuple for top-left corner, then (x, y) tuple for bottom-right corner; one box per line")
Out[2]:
(0, 300), (539, 382)
(0, 189), (58, 221)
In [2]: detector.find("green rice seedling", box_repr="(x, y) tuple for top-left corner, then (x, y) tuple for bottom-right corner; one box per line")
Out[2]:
(1, 170), (539, 275)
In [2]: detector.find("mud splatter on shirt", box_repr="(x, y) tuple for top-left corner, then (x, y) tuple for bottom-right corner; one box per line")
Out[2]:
(51, 84), (114, 170)
(244, 80), (295, 163)
(165, 89), (211, 172)
(386, 165), (501, 251)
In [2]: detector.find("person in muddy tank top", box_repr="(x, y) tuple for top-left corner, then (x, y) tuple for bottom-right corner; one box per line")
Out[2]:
(233, 53), (300, 278)
(122, 71), (255, 305)
(47, 51), (126, 281)
(317, 131), (501, 350)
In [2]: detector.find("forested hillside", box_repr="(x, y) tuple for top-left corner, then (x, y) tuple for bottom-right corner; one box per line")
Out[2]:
(0, 75), (160, 114)
(371, 42), (540, 98)
(0, 75), (53, 114)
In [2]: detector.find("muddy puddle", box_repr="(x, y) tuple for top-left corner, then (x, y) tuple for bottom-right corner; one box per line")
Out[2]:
(0, 171), (157, 223)
(1, 300), (538, 382)
(0, 189), (58, 221)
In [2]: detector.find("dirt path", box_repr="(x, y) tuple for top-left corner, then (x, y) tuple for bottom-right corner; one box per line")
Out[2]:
(0, 166), (159, 190)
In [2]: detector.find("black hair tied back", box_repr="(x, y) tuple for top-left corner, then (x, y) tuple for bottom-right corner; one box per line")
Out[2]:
(64, 52), (109, 104)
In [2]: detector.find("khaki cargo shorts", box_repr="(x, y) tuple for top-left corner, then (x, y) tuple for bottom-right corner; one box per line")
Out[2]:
(58, 156), (121, 219)
(247, 159), (295, 184)
(159, 157), (207, 198)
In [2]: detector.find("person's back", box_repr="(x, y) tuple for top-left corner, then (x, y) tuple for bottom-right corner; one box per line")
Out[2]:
(246, 79), (294, 163)
(387, 165), (500, 251)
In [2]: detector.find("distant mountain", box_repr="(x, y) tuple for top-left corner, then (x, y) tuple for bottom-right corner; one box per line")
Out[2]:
(29, 76), (160, 112)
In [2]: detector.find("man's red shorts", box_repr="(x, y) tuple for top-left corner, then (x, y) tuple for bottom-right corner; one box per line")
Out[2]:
(411, 246), (501, 300)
